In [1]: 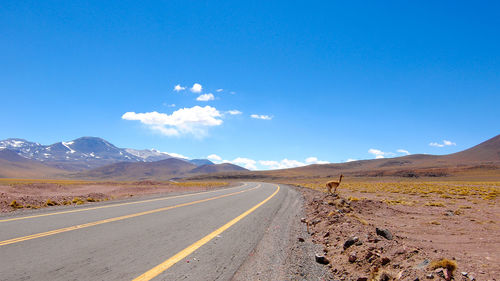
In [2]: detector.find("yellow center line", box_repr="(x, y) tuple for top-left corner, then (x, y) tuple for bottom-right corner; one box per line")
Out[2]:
(0, 183), (249, 223)
(132, 184), (280, 281)
(0, 184), (261, 247)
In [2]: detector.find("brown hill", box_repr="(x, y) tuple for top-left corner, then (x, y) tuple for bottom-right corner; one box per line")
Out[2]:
(79, 158), (197, 180)
(190, 163), (248, 174)
(79, 159), (249, 181)
(189, 134), (500, 181)
(0, 149), (67, 178)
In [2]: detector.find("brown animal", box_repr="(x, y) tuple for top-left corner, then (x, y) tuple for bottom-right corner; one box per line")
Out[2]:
(326, 174), (343, 194)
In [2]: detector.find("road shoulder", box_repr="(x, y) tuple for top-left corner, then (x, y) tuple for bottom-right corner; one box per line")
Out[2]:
(232, 184), (333, 281)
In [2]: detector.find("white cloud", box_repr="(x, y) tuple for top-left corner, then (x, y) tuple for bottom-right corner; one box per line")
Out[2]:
(196, 93), (214, 101)
(173, 84), (186, 92)
(122, 105), (223, 137)
(305, 157), (329, 164)
(207, 154), (222, 161)
(231, 157), (257, 170)
(251, 114), (273, 120)
(227, 110), (242, 115)
(429, 140), (456, 147)
(167, 152), (188, 159)
(368, 148), (396, 159)
(346, 158), (357, 162)
(163, 103), (176, 107)
(443, 140), (456, 146)
(190, 83), (203, 93)
(397, 149), (410, 155)
(216, 89), (223, 92)
(259, 159), (306, 169)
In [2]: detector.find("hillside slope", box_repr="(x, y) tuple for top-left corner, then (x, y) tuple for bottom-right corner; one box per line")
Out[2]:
(189, 134), (500, 180)
(0, 149), (67, 178)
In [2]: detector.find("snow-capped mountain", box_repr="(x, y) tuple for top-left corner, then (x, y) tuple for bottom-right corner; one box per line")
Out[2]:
(0, 137), (214, 171)
(124, 148), (172, 162)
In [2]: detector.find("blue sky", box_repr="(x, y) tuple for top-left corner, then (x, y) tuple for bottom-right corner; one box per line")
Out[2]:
(1, 1), (499, 170)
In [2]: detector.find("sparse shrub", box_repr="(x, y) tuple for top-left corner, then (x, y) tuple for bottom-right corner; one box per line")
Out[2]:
(425, 202), (445, 207)
(430, 220), (441, 225)
(9, 200), (23, 209)
(348, 213), (368, 225)
(46, 199), (58, 206)
(72, 197), (85, 205)
(348, 196), (360, 201)
(86, 197), (96, 202)
(429, 258), (457, 273)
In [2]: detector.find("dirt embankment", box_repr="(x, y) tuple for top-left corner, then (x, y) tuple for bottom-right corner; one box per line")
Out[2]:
(299, 187), (499, 281)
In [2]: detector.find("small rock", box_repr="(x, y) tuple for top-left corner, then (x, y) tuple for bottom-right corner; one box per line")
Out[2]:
(461, 272), (468, 277)
(301, 217), (307, 223)
(445, 210), (455, 216)
(348, 253), (357, 263)
(416, 259), (430, 269)
(298, 237), (305, 242)
(357, 278), (368, 281)
(379, 273), (391, 281)
(381, 257), (391, 265)
(426, 274), (434, 279)
(343, 236), (359, 250)
(365, 251), (373, 260)
(435, 268), (445, 279)
(315, 254), (330, 265)
(376, 228), (393, 240)
(323, 232), (330, 238)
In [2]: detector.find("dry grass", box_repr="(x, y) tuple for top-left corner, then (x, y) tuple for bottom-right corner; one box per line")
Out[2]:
(9, 200), (23, 209)
(429, 258), (457, 271)
(0, 178), (95, 186)
(45, 199), (58, 206)
(172, 181), (229, 188)
(425, 202), (446, 207)
(292, 179), (499, 204)
(72, 197), (85, 205)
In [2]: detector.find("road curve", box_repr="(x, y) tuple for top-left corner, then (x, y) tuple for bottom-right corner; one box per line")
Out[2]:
(0, 182), (298, 281)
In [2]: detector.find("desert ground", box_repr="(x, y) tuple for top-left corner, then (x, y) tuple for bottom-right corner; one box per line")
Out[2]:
(2, 176), (498, 280)
(290, 177), (499, 281)
(0, 179), (229, 212)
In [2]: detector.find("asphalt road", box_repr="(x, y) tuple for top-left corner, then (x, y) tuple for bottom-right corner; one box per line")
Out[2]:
(0, 182), (297, 281)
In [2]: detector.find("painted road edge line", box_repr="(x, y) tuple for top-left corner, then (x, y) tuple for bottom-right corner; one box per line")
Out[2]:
(132, 184), (281, 281)
(0, 183), (249, 223)
(0, 184), (261, 247)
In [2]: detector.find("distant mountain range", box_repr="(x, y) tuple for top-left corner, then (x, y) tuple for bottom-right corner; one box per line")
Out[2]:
(0, 136), (247, 179)
(0, 137), (214, 170)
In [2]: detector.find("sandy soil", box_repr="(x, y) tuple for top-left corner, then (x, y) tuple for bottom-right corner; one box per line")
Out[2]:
(0, 181), (229, 212)
(298, 186), (499, 281)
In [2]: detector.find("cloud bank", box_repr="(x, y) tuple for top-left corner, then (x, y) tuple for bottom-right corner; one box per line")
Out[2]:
(122, 105), (222, 137)
(251, 114), (272, 120)
(429, 140), (456, 147)
(196, 93), (215, 101)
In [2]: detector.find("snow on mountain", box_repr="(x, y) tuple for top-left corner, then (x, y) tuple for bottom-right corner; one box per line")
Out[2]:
(0, 137), (213, 171)
(124, 148), (172, 162)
